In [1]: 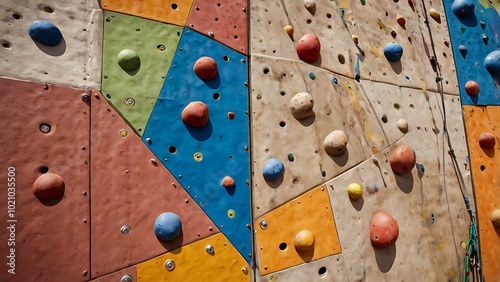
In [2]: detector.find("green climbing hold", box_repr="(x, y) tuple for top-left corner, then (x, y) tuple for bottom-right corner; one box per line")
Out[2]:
(288, 153), (295, 162)
(117, 49), (141, 71)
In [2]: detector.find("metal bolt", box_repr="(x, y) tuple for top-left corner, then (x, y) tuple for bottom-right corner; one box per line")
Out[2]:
(39, 123), (51, 134)
(241, 266), (249, 274)
(157, 44), (166, 51)
(81, 93), (90, 102)
(205, 244), (214, 254)
(121, 275), (133, 282)
(120, 225), (131, 235)
(259, 219), (268, 230)
(124, 97), (135, 106)
(146, 137), (152, 144)
(165, 259), (175, 271)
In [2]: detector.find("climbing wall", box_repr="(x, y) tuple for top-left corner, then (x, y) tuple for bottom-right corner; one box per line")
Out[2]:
(0, 0), (499, 281)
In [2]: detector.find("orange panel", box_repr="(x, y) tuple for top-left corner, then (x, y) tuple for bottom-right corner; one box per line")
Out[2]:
(101, 0), (193, 26)
(463, 105), (500, 281)
(254, 184), (341, 275)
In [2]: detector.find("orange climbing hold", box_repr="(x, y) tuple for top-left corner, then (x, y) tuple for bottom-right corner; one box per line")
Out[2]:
(221, 176), (235, 188)
(296, 34), (321, 63)
(370, 211), (399, 249)
(193, 57), (218, 80)
(465, 80), (480, 95)
(389, 144), (416, 174)
(181, 101), (209, 128)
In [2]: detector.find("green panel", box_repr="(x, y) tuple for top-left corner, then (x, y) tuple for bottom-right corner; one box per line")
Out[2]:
(102, 11), (183, 135)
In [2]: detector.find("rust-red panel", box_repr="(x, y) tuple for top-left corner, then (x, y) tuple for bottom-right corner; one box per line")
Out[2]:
(0, 78), (90, 282)
(186, 0), (248, 54)
(90, 92), (219, 278)
(90, 266), (137, 282)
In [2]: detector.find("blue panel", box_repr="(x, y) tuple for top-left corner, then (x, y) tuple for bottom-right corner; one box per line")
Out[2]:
(143, 28), (251, 262)
(443, 0), (500, 105)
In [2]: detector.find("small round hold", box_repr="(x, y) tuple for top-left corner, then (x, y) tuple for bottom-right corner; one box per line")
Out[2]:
(384, 42), (403, 62)
(397, 119), (409, 133)
(221, 176), (235, 188)
(165, 259), (176, 271)
(294, 230), (315, 252)
(479, 132), (496, 149)
(370, 211), (399, 248)
(263, 158), (284, 180)
(181, 101), (209, 127)
(323, 130), (348, 156)
(33, 173), (65, 201)
(484, 50), (500, 80)
(29, 20), (62, 46)
(347, 183), (363, 200)
(389, 144), (416, 174)
(284, 25), (294, 40)
(352, 34), (359, 44)
(154, 212), (182, 241)
(491, 209), (500, 228)
(396, 14), (406, 27)
(429, 8), (441, 23)
(290, 92), (314, 119)
(193, 57), (218, 80)
(304, 0), (317, 14)
(205, 244), (215, 254)
(117, 49), (141, 71)
(296, 34), (321, 63)
(465, 81), (479, 95)
(452, 0), (475, 17)
(227, 112), (235, 120)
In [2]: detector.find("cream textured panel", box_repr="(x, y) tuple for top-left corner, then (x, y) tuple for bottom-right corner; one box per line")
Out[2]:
(0, 0), (102, 89)
(251, 55), (386, 217)
(250, 0), (457, 94)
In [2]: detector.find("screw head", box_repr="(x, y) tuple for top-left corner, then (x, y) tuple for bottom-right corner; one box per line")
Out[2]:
(120, 225), (131, 235)
(39, 123), (51, 134)
(165, 259), (175, 271)
(241, 266), (249, 274)
(205, 244), (214, 254)
(259, 219), (268, 230)
(121, 275), (133, 282)
(124, 97), (135, 106)
(81, 93), (90, 102)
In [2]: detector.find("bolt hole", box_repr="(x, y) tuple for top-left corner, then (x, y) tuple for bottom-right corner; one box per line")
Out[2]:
(217, 3), (221, 6)
(234, 35), (238, 39)
(215, 17), (219, 21)
(169, 146), (177, 154)
(410, 104), (415, 109)
(280, 91), (286, 96)
(195, 6), (200, 11)
(13, 14), (21, 20)
(318, 267), (327, 276)
(39, 166), (49, 174)
(263, 67), (269, 74)
(405, 75), (411, 81)
(326, 13), (332, 18)
(44, 6), (53, 13)
(223, 55), (229, 62)
(394, 103), (400, 110)
(279, 242), (287, 250)
(306, 19), (312, 24)
(375, 235), (379, 240)
(381, 114), (388, 123)
(279, 121), (286, 127)
(171, 3), (178, 9)
(2, 41), (11, 49)
(39, 123), (51, 134)
(157, 45), (166, 51)
(106, 93), (111, 99)
(480, 165), (485, 171)
(213, 93), (220, 100)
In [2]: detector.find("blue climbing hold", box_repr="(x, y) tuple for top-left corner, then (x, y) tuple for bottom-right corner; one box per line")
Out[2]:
(458, 45), (467, 58)
(484, 50), (500, 80)
(451, 0), (475, 17)
(383, 42), (403, 62)
(29, 20), (62, 46)
(263, 158), (284, 180)
(154, 212), (182, 241)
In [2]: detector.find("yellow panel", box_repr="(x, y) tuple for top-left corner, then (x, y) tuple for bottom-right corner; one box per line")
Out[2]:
(137, 234), (250, 282)
(255, 184), (341, 275)
(463, 105), (500, 282)
(101, 0), (193, 26)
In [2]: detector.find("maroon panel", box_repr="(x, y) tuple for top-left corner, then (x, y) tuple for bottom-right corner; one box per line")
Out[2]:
(0, 78), (90, 281)
(90, 266), (136, 282)
(90, 92), (219, 278)
(186, 0), (248, 54)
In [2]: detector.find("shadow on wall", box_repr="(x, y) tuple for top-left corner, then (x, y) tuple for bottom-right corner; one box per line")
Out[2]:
(33, 36), (66, 56)
(374, 243), (397, 273)
(395, 171), (414, 194)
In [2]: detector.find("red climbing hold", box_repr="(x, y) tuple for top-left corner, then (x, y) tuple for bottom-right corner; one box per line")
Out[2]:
(479, 132), (496, 149)
(296, 34), (321, 63)
(389, 144), (416, 174)
(370, 211), (399, 249)
(465, 81), (479, 96)
(33, 173), (65, 201)
(193, 56), (218, 80)
(221, 176), (235, 188)
(181, 101), (209, 128)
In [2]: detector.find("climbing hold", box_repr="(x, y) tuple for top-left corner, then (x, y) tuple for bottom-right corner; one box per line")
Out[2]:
(323, 130), (348, 156)
(294, 230), (315, 252)
(227, 112), (235, 120)
(181, 101), (209, 128)
(383, 42), (403, 62)
(284, 25), (294, 41)
(491, 209), (500, 228)
(396, 15), (406, 28)
(429, 8), (441, 23)
(484, 51), (500, 80)
(458, 45), (467, 58)
(370, 211), (399, 248)
(117, 49), (141, 71)
(28, 20), (62, 46)
(478, 132), (496, 149)
(465, 81), (479, 95)
(193, 57), (218, 80)
(452, 0), (475, 17)
(408, 0), (415, 11)
(33, 173), (65, 201)
(263, 158), (284, 180)
(304, 0), (316, 14)
(397, 119), (409, 133)
(296, 34), (321, 63)
(482, 34), (489, 45)
(154, 212), (182, 241)
(221, 176), (235, 188)
(389, 144), (416, 174)
(290, 92), (314, 120)
(347, 183), (363, 200)
(352, 34), (359, 44)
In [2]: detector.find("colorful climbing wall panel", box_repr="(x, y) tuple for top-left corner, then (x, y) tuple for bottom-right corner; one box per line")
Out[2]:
(90, 91), (219, 278)
(143, 28), (251, 262)
(255, 185), (341, 275)
(0, 0), (102, 89)
(101, 11), (183, 135)
(101, 0), (193, 26)
(463, 105), (500, 281)
(443, 0), (500, 105)
(0, 78), (90, 281)
(136, 234), (250, 281)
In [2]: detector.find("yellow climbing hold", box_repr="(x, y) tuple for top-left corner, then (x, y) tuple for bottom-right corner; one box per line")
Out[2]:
(352, 34), (359, 44)
(294, 230), (315, 252)
(429, 8), (441, 23)
(284, 25), (294, 40)
(347, 183), (363, 200)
